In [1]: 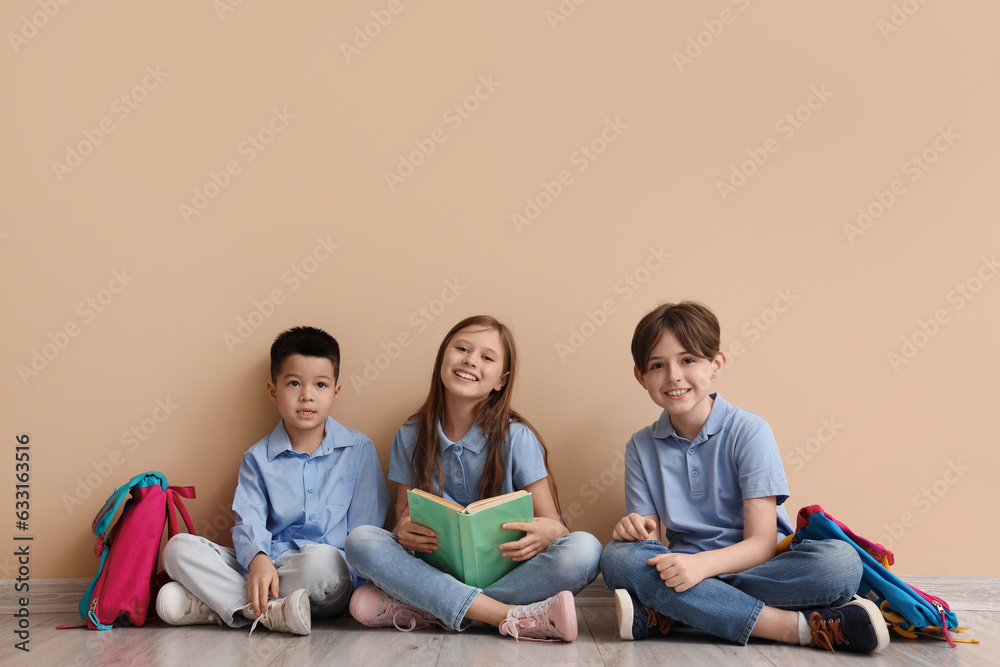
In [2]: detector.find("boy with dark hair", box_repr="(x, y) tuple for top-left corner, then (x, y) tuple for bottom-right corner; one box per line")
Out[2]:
(600, 302), (889, 653)
(158, 326), (390, 636)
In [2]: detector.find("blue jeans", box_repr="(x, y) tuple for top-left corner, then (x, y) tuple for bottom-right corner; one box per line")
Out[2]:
(600, 539), (861, 645)
(345, 525), (602, 631)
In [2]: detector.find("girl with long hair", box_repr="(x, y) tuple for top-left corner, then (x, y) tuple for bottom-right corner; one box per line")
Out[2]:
(345, 316), (601, 641)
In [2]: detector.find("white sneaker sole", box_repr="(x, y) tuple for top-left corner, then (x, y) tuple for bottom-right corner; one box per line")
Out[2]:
(846, 596), (890, 652)
(614, 589), (635, 641)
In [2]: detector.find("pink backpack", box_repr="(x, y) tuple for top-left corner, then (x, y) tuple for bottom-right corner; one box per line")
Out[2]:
(76, 472), (196, 630)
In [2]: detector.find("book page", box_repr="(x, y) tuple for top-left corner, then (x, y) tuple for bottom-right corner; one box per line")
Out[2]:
(464, 490), (530, 514)
(409, 487), (465, 512)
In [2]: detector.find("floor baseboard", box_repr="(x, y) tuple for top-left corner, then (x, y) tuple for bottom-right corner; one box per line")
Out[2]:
(3, 574), (996, 615)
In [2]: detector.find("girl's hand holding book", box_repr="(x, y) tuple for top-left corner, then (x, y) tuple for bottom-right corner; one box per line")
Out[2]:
(394, 515), (439, 553)
(498, 517), (568, 561)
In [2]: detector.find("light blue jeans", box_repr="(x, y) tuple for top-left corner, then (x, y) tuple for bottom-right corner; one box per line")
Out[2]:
(344, 525), (602, 631)
(600, 538), (862, 645)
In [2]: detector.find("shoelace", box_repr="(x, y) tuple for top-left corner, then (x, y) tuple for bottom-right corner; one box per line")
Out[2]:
(185, 596), (217, 625)
(248, 601), (281, 637)
(391, 610), (429, 632)
(499, 600), (557, 643)
(646, 609), (673, 635)
(373, 592), (438, 632)
(809, 611), (848, 653)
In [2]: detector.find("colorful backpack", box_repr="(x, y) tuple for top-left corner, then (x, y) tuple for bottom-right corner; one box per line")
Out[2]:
(77, 471), (196, 630)
(778, 505), (977, 647)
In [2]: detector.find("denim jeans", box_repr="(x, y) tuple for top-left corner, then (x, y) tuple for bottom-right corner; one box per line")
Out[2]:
(344, 525), (602, 631)
(600, 538), (861, 645)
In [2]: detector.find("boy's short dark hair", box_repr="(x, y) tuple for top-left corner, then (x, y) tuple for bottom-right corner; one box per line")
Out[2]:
(631, 301), (721, 372)
(270, 326), (340, 382)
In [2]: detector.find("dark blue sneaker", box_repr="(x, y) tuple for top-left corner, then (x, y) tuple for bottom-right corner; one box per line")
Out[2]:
(614, 589), (673, 641)
(808, 597), (889, 653)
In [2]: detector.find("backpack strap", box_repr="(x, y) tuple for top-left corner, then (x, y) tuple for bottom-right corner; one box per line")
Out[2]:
(164, 486), (197, 538)
(92, 472), (168, 536)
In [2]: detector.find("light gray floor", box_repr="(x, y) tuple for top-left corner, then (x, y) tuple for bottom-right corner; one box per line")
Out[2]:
(1, 606), (993, 666)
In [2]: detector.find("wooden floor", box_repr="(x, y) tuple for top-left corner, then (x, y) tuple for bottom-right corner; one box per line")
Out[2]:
(2, 604), (994, 666)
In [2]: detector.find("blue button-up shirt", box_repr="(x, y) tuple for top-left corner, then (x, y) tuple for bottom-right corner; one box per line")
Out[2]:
(231, 417), (390, 580)
(624, 394), (793, 554)
(389, 420), (548, 505)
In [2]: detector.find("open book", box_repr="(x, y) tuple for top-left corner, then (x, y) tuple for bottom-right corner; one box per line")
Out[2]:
(406, 488), (534, 589)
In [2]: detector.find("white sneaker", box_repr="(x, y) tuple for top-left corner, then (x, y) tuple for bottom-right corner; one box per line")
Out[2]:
(156, 582), (223, 626)
(248, 589), (311, 636)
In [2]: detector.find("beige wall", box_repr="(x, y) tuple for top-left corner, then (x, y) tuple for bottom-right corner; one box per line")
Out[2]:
(2, 2), (997, 580)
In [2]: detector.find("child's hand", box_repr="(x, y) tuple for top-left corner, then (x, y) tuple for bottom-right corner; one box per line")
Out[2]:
(612, 513), (656, 541)
(394, 516), (439, 553)
(498, 517), (568, 561)
(647, 553), (708, 592)
(247, 552), (280, 617)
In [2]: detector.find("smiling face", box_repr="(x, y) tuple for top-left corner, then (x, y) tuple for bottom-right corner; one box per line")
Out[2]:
(438, 326), (508, 405)
(635, 329), (725, 440)
(267, 353), (341, 451)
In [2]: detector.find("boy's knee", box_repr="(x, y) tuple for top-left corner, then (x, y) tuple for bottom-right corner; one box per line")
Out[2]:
(800, 539), (863, 591)
(294, 544), (351, 582)
(161, 533), (201, 572)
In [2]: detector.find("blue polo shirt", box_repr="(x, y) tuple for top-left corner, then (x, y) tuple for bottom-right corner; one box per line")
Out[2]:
(231, 417), (390, 580)
(389, 419), (548, 506)
(624, 394), (793, 554)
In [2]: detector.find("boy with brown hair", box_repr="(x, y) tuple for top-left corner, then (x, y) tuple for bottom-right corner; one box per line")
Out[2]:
(600, 301), (889, 653)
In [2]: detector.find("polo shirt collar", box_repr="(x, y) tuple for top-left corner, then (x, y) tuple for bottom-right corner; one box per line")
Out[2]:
(266, 416), (354, 460)
(651, 393), (729, 443)
(437, 420), (487, 455)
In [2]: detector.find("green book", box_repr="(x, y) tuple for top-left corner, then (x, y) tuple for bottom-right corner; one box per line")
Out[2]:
(406, 489), (534, 589)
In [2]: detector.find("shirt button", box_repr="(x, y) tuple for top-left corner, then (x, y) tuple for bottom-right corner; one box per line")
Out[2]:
(691, 470), (699, 478)
(456, 471), (463, 478)
(308, 513), (316, 521)
(308, 488), (315, 494)
(688, 450), (694, 456)
(458, 484), (464, 490)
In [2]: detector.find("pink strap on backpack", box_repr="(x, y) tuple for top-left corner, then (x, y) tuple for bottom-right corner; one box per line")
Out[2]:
(165, 486), (196, 537)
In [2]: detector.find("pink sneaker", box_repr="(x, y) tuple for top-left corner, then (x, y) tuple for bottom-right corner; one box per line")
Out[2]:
(499, 590), (577, 642)
(349, 583), (445, 632)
